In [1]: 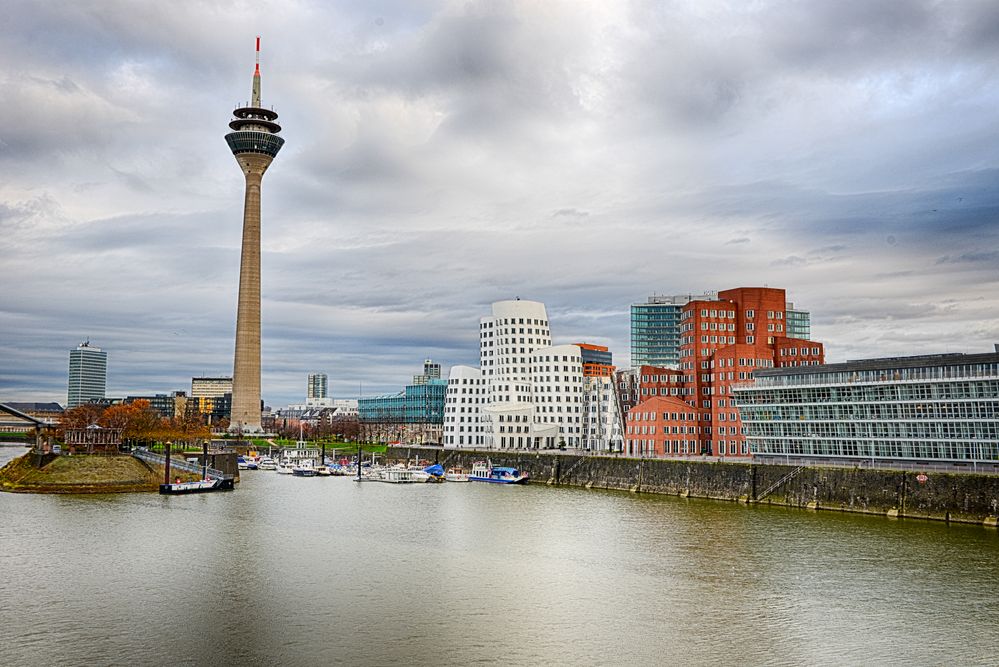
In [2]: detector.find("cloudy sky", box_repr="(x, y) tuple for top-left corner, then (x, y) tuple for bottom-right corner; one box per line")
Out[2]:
(2, 0), (998, 407)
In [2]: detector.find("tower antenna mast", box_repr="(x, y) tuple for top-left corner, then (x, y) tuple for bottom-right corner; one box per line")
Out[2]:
(252, 36), (262, 107)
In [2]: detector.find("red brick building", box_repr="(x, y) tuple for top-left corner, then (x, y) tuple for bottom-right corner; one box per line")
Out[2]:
(624, 287), (825, 459)
(624, 396), (700, 457)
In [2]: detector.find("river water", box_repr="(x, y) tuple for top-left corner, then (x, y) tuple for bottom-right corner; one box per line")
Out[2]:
(1, 445), (997, 666)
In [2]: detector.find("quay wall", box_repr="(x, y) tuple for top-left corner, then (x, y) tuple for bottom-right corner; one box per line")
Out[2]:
(386, 447), (999, 527)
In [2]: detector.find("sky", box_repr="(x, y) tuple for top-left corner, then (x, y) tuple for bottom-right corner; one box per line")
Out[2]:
(2, 0), (998, 407)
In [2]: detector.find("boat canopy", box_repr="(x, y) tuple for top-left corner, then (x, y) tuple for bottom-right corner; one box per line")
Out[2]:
(424, 464), (445, 476)
(492, 467), (519, 473)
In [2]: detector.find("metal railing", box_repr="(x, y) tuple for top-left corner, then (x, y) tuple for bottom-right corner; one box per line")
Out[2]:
(755, 466), (804, 501)
(132, 447), (229, 480)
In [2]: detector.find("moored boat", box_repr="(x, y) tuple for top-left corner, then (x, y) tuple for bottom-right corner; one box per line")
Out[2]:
(159, 478), (225, 494)
(469, 460), (529, 484)
(445, 466), (470, 482)
(292, 460), (318, 477)
(373, 467), (419, 483)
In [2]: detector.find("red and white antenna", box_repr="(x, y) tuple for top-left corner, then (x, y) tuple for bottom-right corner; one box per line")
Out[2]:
(251, 36), (262, 107)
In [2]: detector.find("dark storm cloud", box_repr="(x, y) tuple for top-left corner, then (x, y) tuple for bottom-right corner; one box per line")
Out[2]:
(2, 0), (999, 405)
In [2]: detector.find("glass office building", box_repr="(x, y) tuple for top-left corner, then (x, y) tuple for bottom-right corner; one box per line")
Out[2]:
(67, 342), (107, 408)
(631, 294), (715, 369)
(734, 351), (999, 465)
(358, 378), (446, 424)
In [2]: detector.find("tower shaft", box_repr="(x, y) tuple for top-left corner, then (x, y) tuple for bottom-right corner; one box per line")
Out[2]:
(230, 154), (272, 431)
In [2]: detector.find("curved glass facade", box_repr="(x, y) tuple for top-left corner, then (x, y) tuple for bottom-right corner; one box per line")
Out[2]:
(225, 131), (285, 158)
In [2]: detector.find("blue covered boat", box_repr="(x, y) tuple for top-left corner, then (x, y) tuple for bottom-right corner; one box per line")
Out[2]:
(469, 461), (529, 484)
(422, 464), (446, 483)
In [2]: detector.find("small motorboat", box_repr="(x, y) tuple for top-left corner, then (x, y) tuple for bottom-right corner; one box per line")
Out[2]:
(276, 461), (295, 474)
(160, 478), (223, 495)
(258, 457), (277, 470)
(469, 461), (529, 484)
(445, 467), (470, 482)
(293, 460), (318, 477)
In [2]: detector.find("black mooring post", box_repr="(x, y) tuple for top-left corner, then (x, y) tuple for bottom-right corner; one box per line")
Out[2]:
(321, 441), (326, 466)
(164, 442), (172, 485)
(202, 440), (209, 480)
(357, 443), (362, 481)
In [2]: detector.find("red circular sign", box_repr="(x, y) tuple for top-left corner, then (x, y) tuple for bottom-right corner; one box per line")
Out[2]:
(916, 474), (928, 483)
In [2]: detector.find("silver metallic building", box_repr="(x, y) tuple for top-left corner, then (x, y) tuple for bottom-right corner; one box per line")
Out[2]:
(734, 351), (999, 465)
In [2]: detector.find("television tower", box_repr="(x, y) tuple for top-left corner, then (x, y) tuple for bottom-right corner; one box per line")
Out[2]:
(224, 37), (285, 433)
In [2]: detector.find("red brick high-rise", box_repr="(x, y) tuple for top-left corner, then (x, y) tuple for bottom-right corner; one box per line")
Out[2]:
(624, 287), (824, 459)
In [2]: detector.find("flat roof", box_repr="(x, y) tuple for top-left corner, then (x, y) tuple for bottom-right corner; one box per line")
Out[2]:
(754, 351), (999, 377)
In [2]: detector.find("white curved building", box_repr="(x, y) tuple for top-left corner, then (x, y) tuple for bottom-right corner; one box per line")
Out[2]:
(444, 299), (617, 450)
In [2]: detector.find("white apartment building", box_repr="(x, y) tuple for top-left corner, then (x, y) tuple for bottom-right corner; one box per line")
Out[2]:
(443, 366), (485, 447)
(443, 299), (620, 451)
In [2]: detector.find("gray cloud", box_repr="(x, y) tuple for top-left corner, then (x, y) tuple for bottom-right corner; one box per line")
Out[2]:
(2, 0), (999, 406)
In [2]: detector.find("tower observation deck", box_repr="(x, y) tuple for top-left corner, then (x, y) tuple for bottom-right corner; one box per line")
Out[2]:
(226, 37), (284, 434)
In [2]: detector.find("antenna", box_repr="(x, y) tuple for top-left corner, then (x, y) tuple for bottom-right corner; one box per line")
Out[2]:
(251, 36), (262, 107)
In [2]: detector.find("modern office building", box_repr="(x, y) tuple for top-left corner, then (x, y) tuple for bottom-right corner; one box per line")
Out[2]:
(225, 37), (285, 434)
(359, 361), (447, 443)
(734, 350), (999, 466)
(785, 303), (811, 340)
(67, 342), (107, 408)
(191, 377), (232, 398)
(623, 287), (826, 459)
(577, 343), (615, 377)
(307, 373), (328, 400)
(443, 299), (621, 451)
(630, 293), (715, 369)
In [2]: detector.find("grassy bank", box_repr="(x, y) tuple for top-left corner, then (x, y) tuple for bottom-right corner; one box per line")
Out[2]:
(0, 452), (197, 494)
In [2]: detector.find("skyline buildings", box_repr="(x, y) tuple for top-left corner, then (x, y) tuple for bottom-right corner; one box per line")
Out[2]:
(67, 342), (107, 408)
(225, 37), (285, 434)
(623, 286), (826, 459)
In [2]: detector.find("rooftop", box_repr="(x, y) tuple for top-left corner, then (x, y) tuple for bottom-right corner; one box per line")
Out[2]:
(754, 350), (999, 378)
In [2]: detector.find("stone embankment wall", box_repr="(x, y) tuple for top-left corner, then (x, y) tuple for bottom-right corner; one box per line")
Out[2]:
(386, 447), (999, 527)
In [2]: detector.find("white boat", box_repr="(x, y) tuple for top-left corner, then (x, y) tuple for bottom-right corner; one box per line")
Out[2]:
(407, 465), (431, 482)
(258, 457), (277, 470)
(293, 460), (318, 477)
(445, 467), (470, 482)
(371, 467), (419, 483)
(276, 461), (295, 475)
(469, 460), (529, 484)
(315, 465), (332, 476)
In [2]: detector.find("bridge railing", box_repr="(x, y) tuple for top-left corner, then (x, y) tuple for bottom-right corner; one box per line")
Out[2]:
(132, 447), (230, 480)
